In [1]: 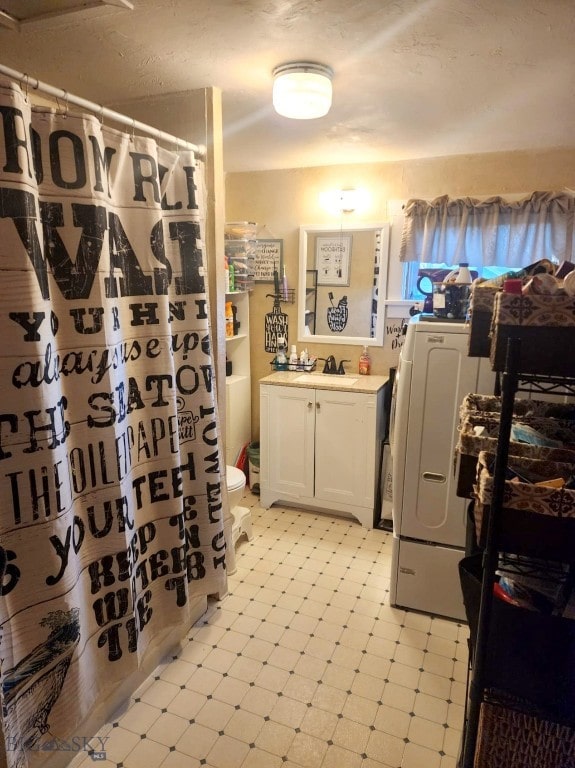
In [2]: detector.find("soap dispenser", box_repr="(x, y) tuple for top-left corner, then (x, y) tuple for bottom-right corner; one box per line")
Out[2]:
(276, 335), (287, 369)
(359, 346), (371, 375)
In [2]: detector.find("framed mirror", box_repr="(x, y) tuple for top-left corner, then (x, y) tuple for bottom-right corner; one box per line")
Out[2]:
(298, 223), (389, 345)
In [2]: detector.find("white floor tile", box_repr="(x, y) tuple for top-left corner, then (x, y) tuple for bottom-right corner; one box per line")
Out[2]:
(286, 730), (329, 768)
(254, 719), (296, 756)
(78, 495), (464, 768)
(175, 722), (219, 759)
(124, 738), (170, 768)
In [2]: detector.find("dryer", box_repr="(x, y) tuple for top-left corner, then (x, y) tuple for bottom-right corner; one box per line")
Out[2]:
(389, 316), (494, 620)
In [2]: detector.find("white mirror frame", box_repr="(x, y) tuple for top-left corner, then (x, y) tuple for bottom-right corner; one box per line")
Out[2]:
(298, 223), (389, 346)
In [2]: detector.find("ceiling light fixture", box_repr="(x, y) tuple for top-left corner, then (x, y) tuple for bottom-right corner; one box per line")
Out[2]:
(272, 62), (333, 120)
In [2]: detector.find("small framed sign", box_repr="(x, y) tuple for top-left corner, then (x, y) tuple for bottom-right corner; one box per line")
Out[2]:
(254, 239), (283, 282)
(316, 235), (352, 286)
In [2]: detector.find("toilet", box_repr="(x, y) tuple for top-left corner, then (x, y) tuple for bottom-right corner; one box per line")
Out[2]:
(223, 465), (253, 575)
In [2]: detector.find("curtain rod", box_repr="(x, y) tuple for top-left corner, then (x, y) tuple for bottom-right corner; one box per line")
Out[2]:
(0, 63), (203, 156)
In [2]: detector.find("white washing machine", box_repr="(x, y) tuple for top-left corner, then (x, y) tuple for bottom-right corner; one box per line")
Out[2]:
(389, 315), (494, 620)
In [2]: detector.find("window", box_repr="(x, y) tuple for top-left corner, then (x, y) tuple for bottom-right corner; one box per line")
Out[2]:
(403, 262), (541, 302)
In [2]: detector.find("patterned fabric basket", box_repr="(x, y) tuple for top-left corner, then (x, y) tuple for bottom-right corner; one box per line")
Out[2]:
(490, 293), (575, 376)
(473, 450), (575, 560)
(459, 394), (575, 421)
(468, 284), (499, 357)
(457, 413), (575, 498)
(476, 698), (575, 768)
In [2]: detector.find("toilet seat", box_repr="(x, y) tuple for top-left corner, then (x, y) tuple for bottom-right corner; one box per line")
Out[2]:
(226, 465), (246, 492)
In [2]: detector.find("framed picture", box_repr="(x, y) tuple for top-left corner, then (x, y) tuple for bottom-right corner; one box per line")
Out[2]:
(254, 239), (283, 282)
(316, 235), (352, 286)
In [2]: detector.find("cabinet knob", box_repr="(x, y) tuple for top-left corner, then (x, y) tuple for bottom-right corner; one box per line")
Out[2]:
(307, 401), (313, 408)
(316, 402), (321, 411)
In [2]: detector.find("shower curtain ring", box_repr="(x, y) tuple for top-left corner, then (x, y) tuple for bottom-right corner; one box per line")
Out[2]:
(100, 105), (105, 126)
(131, 119), (136, 143)
(22, 73), (30, 102)
(61, 91), (69, 118)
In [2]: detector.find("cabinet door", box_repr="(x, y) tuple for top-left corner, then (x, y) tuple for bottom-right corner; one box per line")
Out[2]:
(262, 385), (315, 498)
(314, 390), (376, 508)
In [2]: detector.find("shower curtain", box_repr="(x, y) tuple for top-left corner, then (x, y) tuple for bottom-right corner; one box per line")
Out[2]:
(0, 78), (226, 768)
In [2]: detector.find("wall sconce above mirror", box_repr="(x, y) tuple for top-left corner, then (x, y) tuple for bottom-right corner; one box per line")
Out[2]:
(298, 223), (389, 346)
(319, 188), (370, 216)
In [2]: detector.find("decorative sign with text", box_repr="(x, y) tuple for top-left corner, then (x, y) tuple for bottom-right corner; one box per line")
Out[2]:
(0, 77), (226, 768)
(254, 239), (283, 282)
(316, 235), (351, 286)
(385, 319), (409, 357)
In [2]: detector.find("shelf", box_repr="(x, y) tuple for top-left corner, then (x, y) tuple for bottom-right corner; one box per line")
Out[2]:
(226, 373), (249, 386)
(460, 335), (575, 768)
(226, 333), (248, 342)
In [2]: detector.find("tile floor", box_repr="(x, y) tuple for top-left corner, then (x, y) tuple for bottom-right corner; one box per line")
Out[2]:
(71, 493), (469, 768)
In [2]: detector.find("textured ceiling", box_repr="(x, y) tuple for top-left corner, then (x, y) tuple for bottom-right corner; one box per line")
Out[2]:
(1, 0), (574, 172)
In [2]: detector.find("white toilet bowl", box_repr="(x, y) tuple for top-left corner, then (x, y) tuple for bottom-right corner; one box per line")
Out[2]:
(224, 465), (253, 576)
(226, 465), (246, 510)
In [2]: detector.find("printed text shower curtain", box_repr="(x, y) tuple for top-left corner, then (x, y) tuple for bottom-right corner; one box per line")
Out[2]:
(0, 78), (227, 768)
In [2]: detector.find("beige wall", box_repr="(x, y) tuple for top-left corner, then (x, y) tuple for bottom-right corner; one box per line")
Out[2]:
(225, 148), (575, 437)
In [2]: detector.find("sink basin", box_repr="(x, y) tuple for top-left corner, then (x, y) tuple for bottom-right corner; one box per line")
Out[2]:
(294, 373), (358, 386)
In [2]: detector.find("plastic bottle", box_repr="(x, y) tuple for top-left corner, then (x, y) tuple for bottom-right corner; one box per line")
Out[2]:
(224, 257), (230, 293)
(289, 345), (298, 370)
(276, 335), (287, 369)
(229, 260), (235, 292)
(455, 262), (472, 284)
(299, 349), (309, 370)
(359, 346), (371, 375)
(225, 301), (234, 338)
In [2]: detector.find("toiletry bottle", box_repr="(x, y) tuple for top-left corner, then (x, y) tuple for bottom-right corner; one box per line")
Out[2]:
(282, 266), (289, 301)
(225, 301), (234, 338)
(224, 257), (230, 293)
(299, 349), (308, 370)
(359, 345), (371, 375)
(229, 260), (235, 292)
(289, 345), (298, 370)
(276, 335), (287, 369)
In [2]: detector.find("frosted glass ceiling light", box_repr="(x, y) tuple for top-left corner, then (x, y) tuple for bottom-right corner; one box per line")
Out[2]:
(272, 62), (333, 119)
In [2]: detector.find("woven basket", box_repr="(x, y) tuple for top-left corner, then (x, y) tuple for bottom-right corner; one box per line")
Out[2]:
(490, 293), (575, 377)
(473, 450), (575, 560)
(456, 414), (575, 499)
(468, 284), (498, 358)
(476, 699), (575, 768)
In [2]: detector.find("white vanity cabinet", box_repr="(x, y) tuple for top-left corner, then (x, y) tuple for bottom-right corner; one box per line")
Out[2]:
(260, 374), (387, 528)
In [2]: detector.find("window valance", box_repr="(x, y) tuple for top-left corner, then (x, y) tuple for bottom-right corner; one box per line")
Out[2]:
(399, 191), (575, 266)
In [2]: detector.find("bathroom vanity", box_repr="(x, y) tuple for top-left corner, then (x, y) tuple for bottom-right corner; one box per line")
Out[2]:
(259, 371), (388, 528)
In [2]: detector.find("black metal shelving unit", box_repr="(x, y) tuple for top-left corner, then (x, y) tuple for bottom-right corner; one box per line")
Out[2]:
(460, 336), (575, 768)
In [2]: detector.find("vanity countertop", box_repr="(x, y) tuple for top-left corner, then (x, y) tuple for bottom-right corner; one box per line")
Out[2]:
(259, 371), (389, 394)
